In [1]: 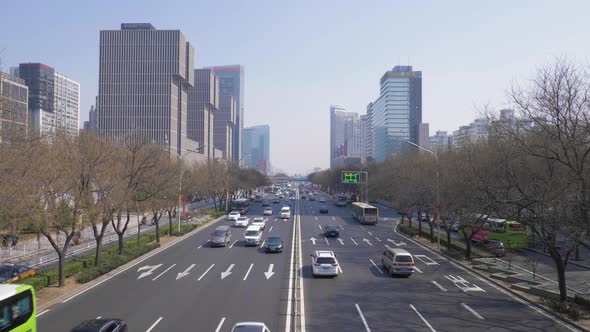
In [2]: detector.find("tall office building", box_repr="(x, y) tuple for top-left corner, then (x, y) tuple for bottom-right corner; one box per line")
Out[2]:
(83, 103), (98, 131)
(18, 63), (79, 137)
(417, 123), (430, 149)
(0, 72), (28, 142)
(213, 95), (236, 160)
(368, 66), (422, 162)
(243, 125), (270, 174)
(188, 69), (219, 160)
(429, 130), (452, 154)
(98, 23), (200, 159)
(330, 105), (365, 167)
(208, 65), (244, 161)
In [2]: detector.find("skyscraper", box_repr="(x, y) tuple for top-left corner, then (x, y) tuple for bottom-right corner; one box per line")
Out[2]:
(213, 95), (236, 160)
(83, 101), (98, 132)
(188, 69), (219, 160)
(98, 23), (199, 159)
(0, 72), (28, 142)
(330, 105), (365, 167)
(368, 66), (422, 162)
(243, 125), (270, 174)
(208, 65), (244, 161)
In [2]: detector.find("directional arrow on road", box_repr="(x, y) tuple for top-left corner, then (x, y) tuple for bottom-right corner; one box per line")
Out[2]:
(337, 238), (344, 245)
(137, 264), (162, 280)
(221, 264), (235, 279)
(363, 238), (372, 246)
(176, 264), (196, 280)
(387, 238), (407, 246)
(310, 237), (317, 245)
(264, 264), (275, 279)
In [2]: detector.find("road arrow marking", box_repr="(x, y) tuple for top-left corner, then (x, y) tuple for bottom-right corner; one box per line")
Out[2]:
(176, 264), (195, 280)
(387, 238), (407, 246)
(363, 238), (373, 246)
(137, 264), (162, 279)
(337, 238), (344, 245)
(197, 264), (215, 281)
(221, 264), (234, 279)
(264, 264), (275, 279)
(310, 237), (317, 245)
(350, 237), (358, 246)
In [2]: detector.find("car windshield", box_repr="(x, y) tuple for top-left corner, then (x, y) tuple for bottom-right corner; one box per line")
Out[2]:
(267, 237), (281, 244)
(316, 257), (335, 264)
(0, 267), (14, 278)
(212, 230), (225, 236)
(238, 217), (247, 221)
(245, 231), (259, 236)
(233, 326), (264, 332)
(325, 225), (337, 231)
(395, 255), (413, 263)
(253, 218), (263, 222)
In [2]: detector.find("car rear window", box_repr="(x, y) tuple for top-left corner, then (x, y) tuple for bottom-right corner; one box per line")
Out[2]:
(316, 257), (335, 264)
(245, 231), (259, 236)
(395, 255), (413, 263)
(212, 230), (225, 236)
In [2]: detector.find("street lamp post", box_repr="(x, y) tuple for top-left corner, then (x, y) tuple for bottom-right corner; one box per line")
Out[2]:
(406, 141), (441, 251)
(170, 145), (206, 233)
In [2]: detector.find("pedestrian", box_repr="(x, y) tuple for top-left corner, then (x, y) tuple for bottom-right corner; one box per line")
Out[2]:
(1, 235), (7, 248)
(11, 235), (18, 249)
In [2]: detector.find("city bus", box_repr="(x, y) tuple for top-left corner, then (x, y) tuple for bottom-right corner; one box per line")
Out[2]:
(459, 217), (529, 249)
(0, 284), (36, 331)
(351, 202), (379, 224)
(230, 198), (250, 215)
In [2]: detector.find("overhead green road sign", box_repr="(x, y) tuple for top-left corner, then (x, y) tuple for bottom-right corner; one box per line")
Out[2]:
(342, 171), (360, 184)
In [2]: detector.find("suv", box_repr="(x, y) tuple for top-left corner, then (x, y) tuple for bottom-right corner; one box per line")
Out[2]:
(280, 207), (291, 219)
(311, 251), (340, 277)
(323, 225), (339, 237)
(482, 239), (506, 257)
(231, 322), (271, 332)
(244, 225), (262, 246)
(210, 226), (231, 247)
(227, 211), (241, 221)
(251, 217), (266, 230)
(381, 248), (415, 277)
(319, 205), (329, 214)
(70, 319), (128, 332)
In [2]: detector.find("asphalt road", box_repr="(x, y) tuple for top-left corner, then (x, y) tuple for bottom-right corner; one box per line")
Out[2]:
(299, 194), (579, 332)
(38, 193), (294, 331)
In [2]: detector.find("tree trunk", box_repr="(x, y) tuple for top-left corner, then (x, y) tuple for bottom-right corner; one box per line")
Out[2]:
(118, 233), (125, 255)
(58, 253), (65, 287)
(418, 211), (422, 237)
(465, 235), (472, 260)
(548, 247), (568, 302)
(94, 238), (103, 266)
(155, 211), (160, 243)
(429, 222), (434, 243)
(447, 230), (452, 251)
(168, 209), (173, 236)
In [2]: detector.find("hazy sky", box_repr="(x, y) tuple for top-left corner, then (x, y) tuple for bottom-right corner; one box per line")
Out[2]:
(2, 1), (589, 174)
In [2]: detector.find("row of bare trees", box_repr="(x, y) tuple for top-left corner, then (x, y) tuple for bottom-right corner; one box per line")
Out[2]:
(310, 59), (590, 302)
(0, 132), (269, 287)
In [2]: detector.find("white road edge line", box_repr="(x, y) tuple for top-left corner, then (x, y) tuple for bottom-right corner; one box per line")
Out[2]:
(285, 194), (297, 332)
(146, 317), (163, 332)
(152, 263), (176, 281)
(215, 317), (226, 332)
(369, 259), (384, 274)
(409, 304), (436, 332)
(198, 241), (207, 249)
(355, 303), (372, 332)
(197, 264), (215, 281)
(414, 266), (423, 273)
(298, 199), (306, 332)
(244, 263), (254, 281)
(431, 280), (447, 291)
(36, 309), (50, 317)
(230, 240), (238, 248)
(350, 237), (359, 246)
(461, 303), (484, 320)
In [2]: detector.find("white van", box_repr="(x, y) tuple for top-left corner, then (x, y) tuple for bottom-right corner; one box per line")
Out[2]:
(244, 225), (262, 246)
(280, 207), (291, 219)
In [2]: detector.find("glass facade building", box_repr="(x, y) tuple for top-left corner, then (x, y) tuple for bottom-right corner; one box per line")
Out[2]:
(0, 72), (28, 142)
(242, 125), (270, 174)
(330, 105), (365, 167)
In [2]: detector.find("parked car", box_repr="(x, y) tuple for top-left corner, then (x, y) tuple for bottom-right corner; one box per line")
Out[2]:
(311, 250), (340, 277)
(264, 235), (284, 253)
(210, 226), (232, 247)
(381, 248), (415, 277)
(263, 207), (273, 216)
(319, 205), (329, 214)
(70, 319), (128, 332)
(227, 211), (241, 221)
(0, 264), (35, 284)
(482, 239), (506, 257)
(323, 225), (339, 237)
(244, 225), (262, 246)
(231, 322), (271, 332)
(251, 217), (266, 230)
(235, 216), (250, 227)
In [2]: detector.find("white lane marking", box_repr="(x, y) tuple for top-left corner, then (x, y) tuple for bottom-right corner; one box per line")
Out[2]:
(337, 263), (344, 274)
(362, 238), (373, 246)
(221, 264), (235, 279)
(198, 241), (207, 249)
(315, 216), (318, 221)
(197, 264), (215, 281)
(350, 237), (359, 246)
(298, 194), (306, 332)
(375, 237), (381, 242)
(261, 241), (266, 248)
(370, 259), (384, 274)
(309, 237), (317, 245)
(269, 226), (273, 232)
(355, 304), (371, 332)
(215, 317), (226, 332)
(265, 263), (275, 279)
(431, 280), (447, 291)
(414, 266), (423, 273)
(337, 238), (344, 245)
(325, 237), (329, 245)
(462, 303), (484, 320)
(360, 226), (367, 231)
(152, 263), (176, 281)
(229, 240), (238, 248)
(137, 264), (162, 279)
(339, 225), (344, 230)
(414, 255), (439, 265)
(96, 316), (102, 319)
(318, 224), (322, 230)
(409, 304), (436, 332)
(368, 231), (373, 236)
(244, 263), (254, 280)
(176, 264), (196, 280)
(36, 309), (50, 317)
(146, 317), (163, 332)
(285, 198), (297, 332)
(331, 216), (336, 221)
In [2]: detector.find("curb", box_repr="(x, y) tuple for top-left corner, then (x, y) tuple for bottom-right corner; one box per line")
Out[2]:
(524, 247), (590, 270)
(391, 220), (589, 332)
(37, 214), (226, 313)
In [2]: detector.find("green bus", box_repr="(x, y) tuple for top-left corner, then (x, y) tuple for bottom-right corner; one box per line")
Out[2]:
(460, 217), (529, 249)
(0, 284), (36, 331)
(351, 202), (379, 224)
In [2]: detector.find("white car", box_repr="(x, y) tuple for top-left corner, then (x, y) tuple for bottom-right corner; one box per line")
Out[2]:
(244, 225), (262, 246)
(231, 322), (271, 332)
(311, 250), (340, 277)
(280, 207), (290, 219)
(263, 207), (273, 216)
(235, 216), (250, 227)
(251, 217), (266, 230)
(227, 211), (241, 222)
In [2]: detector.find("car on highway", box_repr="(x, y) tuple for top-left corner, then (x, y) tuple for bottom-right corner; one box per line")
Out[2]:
(280, 207), (291, 219)
(381, 248), (415, 277)
(264, 235), (284, 253)
(227, 211), (241, 221)
(289, 196), (295, 201)
(319, 198), (326, 204)
(0, 264), (35, 284)
(231, 322), (271, 332)
(235, 216), (250, 227)
(335, 200), (347, 207)
(273, 198), (280, 204)
(251, 217), (266, 230)
(244, 225), (262, 246)
(210, 226), (232, 247)
(261, 200), (270, 206)
(309, 195), (315, 201)
(319, 205), (329, 214)
(311, 251), (340, 277)
(70, 318), (128, 332)
(263, 207), (273, 216)
(323, 225), (339, 237)
(301, 195), (307, 200)
(482, 239), (506, 257)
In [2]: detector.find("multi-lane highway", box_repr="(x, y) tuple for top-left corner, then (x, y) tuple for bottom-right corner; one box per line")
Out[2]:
(38, 186), (580, 331)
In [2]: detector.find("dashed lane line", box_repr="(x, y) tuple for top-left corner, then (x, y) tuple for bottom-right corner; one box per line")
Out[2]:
(146, 317), (163, 332)
(152, 264), (176, 281)
(462, 303), (484, 320)
(409, 304), (436, 332)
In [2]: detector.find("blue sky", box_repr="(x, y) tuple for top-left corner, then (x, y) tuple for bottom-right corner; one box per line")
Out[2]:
(2, 0), (589, 174)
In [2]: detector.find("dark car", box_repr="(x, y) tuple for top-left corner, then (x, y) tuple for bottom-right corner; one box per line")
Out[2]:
(309, 196), (315, 201)
(319, 205), (329, 213)
(261, 200), (270, 206)
(273, 198), (280, 204)
(301, 195), (307, 200)
(0, 264), (35, 284)
(238, 206), (249, 215)
(319, 198), (326, 204)
(70, 319), (128, 332)
(323, 225), (340, 237)
(482, 240), (506, 257)
(264, 235), (284, 253)
(335, 200), (347, 207)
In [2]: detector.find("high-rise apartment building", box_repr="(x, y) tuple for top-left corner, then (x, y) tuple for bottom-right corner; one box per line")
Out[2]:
(429, 130), (452, 154)
(243, 125), (270, 174)
(0, 72), (28, 142)
(188, 69), (219, 160)
(368, 66), (422, 162)
(98, 23), (199, 159)
(453, 118), (489, 148)
(213, 95), (236, 160)
(18, 63), (79, 137)
(330, 105), (365, 167)
(208, 65), (244, 161)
